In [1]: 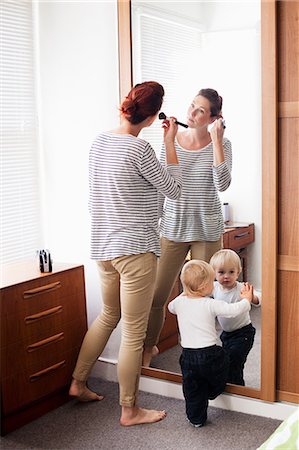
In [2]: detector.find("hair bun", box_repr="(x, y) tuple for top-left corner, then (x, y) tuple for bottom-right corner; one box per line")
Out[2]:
(121, 97), (137, 115)
(119, 81), (164, 124)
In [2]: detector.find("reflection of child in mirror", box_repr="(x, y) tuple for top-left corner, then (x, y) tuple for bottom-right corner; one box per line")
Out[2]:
(168, 260), (252, 427)
(210, 249), (261, 386)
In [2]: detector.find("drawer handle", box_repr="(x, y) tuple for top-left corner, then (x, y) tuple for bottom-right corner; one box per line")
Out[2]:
(30, 360), (66, 382)
(25, 305), (63, 323)
(23, 281), (61, 298)
(234, 232), (250, 239)
(27, 332), (64, 352)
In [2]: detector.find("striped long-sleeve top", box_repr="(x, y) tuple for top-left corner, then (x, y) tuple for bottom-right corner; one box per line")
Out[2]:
(159, 137), (232, 242)
(89, 132), (182, 260)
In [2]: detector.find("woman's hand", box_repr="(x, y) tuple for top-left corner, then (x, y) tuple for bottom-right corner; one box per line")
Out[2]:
(209, 118), (225, 144)
(163, 117), (179, 165)
(162, 117), (178, 145)
(210, 118), (225, 166)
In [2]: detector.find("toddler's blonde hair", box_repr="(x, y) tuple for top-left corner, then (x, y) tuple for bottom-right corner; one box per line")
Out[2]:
(180, 260), (215, 297)
(210, 249), (242, 273)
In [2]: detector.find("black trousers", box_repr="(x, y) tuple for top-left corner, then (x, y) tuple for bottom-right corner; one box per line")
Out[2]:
(220, 323), (256, 386)
(180, 345), (229, 426)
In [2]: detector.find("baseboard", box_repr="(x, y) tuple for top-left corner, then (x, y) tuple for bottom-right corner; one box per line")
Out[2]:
(92, 359), (297, 421)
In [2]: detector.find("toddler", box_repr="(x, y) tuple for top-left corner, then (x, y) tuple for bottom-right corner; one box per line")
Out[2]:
(168, 259), (252, 427)
(210, 249), (260, 386)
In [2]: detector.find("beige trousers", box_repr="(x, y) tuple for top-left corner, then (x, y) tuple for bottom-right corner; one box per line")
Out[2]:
(144, 237), (222, 347)
(72, 252), (157, 407)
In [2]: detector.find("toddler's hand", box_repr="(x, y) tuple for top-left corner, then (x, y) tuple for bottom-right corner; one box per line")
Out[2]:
(240, 282), (253, 302)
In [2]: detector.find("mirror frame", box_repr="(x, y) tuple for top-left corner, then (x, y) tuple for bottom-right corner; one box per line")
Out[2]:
(117, 0), (277, 402)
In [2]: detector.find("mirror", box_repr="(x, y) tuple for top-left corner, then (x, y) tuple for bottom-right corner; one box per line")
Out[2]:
(118, 0), (277, 400)
(130, 0), (261, 390)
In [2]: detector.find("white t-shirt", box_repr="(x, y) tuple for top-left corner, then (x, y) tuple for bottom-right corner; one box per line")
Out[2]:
(168, 294), (251, 349)
(213, 281), (261, 332)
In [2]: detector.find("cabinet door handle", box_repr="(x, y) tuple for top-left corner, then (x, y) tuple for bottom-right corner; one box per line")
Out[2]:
(27, 332), (64, 352)
(25, 305), (63, 323)
(234, 232), (250, 239)
(23, 281), (61, 298)
(30, 360), (66, 381)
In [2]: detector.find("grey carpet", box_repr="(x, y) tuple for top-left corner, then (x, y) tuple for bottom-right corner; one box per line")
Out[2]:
(151, 307), (261, 389)
(1, 377), (280, 450)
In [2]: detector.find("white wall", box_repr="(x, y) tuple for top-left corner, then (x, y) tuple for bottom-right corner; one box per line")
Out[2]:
(37, 0), (122, 358)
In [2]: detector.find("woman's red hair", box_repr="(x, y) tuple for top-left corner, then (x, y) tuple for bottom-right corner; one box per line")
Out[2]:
(120, 81), (164, 124)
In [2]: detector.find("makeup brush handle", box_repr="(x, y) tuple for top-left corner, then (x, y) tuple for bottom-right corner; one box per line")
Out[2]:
(175, 120), (188, 128)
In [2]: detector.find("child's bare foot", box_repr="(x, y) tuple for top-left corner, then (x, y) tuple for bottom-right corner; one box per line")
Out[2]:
(69, 379), (104, 402)
(142, 345), (159, 367)
(120, 406), (166, 426)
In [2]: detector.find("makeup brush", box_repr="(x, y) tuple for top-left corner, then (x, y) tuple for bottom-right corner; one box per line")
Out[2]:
(159, 112), (188, 128)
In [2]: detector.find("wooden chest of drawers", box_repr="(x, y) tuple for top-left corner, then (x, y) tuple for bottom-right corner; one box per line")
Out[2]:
(0, 262), (87, 435)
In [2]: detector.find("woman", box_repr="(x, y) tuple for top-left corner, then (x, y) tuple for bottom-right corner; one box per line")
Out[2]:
(143, 88), (232, 367)
(69, 81), (182, 426)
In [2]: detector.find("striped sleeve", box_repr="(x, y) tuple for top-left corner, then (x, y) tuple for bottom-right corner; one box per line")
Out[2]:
(157, 145), (166, 218)
(140, 143), (182, 200)
(212, 139), (232, 191)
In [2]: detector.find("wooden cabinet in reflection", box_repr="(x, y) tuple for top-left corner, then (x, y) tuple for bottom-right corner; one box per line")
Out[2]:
(223, 223), (255, 281)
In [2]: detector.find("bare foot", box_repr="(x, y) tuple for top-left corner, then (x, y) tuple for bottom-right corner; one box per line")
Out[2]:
(120, 406), (166, 426)
(69, 379), (104, 402)
(142, 345), (159, 367)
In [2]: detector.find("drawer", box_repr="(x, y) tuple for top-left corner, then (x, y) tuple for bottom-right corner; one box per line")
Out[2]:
(1, 267), (85, 317)
(223, 224), (255, 250)
(1, 292), (87, 347)
(1, 346), (80, 414)
(1, 318), (87, 380)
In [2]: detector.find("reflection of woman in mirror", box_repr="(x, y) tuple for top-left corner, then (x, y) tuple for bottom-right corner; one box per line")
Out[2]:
(210, 249), (261, 386)
(69, 81), (182, 426)
(143, 88), (232, 367)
